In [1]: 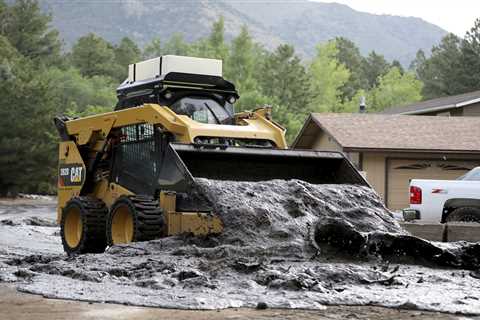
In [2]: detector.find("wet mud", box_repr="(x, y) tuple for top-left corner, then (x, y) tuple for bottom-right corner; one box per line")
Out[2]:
(1, 180), (480, 314)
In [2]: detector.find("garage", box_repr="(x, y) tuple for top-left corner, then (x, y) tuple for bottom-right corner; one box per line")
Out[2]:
(386, 159), (479, 210)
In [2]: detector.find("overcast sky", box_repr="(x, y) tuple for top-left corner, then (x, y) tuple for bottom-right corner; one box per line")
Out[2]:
(316, 0), (480, 36)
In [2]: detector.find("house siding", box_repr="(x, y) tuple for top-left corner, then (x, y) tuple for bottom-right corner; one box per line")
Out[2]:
(312, 132), (342, 151)
(362, 153), (386, 199)
(462, 103), (480, 116)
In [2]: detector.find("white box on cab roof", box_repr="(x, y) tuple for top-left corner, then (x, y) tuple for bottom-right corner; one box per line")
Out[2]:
(127, 55), (222, 83)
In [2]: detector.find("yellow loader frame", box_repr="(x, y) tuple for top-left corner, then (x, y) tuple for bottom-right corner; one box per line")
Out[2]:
(57, 103), (286, 239)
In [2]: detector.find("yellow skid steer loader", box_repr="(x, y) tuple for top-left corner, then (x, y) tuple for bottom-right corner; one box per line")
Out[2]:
(54, 55), (368, 254)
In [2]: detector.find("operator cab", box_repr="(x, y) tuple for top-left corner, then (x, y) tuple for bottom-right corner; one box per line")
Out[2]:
(115, 55), (238, 125)
(171, 95), (234, 125)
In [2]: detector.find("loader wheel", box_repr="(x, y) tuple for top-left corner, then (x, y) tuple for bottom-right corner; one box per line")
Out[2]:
(446, 207), (480, 223)
(60, 197), (108, 255)
(107, 196), (164, 245)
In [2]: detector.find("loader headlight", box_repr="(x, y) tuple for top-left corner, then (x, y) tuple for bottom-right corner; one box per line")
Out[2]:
(228, 96), (236, 104)
(164, 91), (173, 99)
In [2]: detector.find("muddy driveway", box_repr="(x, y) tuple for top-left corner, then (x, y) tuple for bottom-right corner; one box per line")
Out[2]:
(1, 284), (469, 320)
(1, 180), (480, 318)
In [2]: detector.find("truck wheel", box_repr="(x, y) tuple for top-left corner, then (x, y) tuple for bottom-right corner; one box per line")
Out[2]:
(446, 207), (480, 223)
(107, 196), (164, 245)
(60, 197), (108, 255)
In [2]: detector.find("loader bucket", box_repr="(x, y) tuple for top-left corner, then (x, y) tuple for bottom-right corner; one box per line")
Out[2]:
(157, 143), (369, 192)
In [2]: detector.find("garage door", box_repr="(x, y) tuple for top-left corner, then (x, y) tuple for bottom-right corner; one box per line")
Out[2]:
(387, 159), (478, 210)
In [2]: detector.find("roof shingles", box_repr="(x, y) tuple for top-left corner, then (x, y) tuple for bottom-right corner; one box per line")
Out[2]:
(381, 90), (480, 115)
(309, 113), (480, 153)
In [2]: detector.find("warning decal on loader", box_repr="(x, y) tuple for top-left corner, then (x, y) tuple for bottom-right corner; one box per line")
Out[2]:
(58, 163), (85, 187)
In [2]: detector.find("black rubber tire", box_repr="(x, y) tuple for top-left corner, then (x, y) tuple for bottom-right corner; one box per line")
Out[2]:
(107, 195), (164, 245)
(446, 207), (480, 223)
(60, 197), (108, 255)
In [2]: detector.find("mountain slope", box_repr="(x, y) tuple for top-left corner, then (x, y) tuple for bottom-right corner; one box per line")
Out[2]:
(38, 0), (447, 65)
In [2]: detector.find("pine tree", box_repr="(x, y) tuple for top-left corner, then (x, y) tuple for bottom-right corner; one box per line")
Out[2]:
(461, 18), (480, 92)
(113, 37), (141, 81)
(419, 34), (463, 98)
(333, 37), (367, 101)
(115, 37), (140, 69)
(362, 51), (390, 89)
(260, 45), (309, 108)
(71, 33), (116, 78)
(162, 33), (190, 56)
(143, 37), (162, 59)
(225, 26), (267, 111)
(258, 44), (311, 141)
(208, 17), (228, 61)
(0, 0), (61, 63)
(0, 36), (57, 194)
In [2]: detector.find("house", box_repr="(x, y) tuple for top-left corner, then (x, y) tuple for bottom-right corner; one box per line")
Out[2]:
(292, 113), (480, 210)
(382, 90), (480, 116)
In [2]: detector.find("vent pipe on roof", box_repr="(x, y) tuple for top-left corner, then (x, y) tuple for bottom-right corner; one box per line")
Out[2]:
(359, 96), (366, 113)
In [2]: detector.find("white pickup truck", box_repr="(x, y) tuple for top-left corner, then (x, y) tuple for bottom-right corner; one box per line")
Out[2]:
(407, 167), (480, 223)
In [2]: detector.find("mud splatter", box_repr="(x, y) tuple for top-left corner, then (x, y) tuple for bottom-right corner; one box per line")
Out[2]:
(0, 180), (479, 314)
(1, 217), (56, 227)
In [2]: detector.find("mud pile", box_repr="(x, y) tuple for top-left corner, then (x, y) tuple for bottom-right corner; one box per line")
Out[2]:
(1, 179), (480, 313)
(193, 179), (480, 268)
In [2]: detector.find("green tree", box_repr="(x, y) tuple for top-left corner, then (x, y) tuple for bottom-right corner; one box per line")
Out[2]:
(272, 103), (305, 144)
(0, 35), (18, 81)
(409, 49), (427, 74)
(207, 16), (228, 61)
(0, 36), (57, 194)
(190, 17), (229, 61)
(0, 0), (61, 63)
(258, 44), (310, 141)
(416, 34), (463, 99)
(225, 26), (255, 84)
(44, 67), (116, 113)
(391, 60), (404, 74)
(308, 41), (350, 113)
(115, 37), (141, 67)
(333, 37), (367, 101)
(259, 45), (309, 110)
(411, 19), (480, 99)
(0, 1), (7, 34)
(225, 26), (266, 111)
(367, 67), (423, 112)
(460, 18), (480, 92)
(113, 37), (141, 81)
(143, 37), (162, 59)
(362, 51), (390, 89)
(71, 33), (116, 78)
(162, 33), (190, 55)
